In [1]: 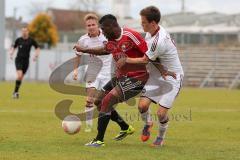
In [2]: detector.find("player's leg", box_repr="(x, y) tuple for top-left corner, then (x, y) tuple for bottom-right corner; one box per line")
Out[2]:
(97, 85), (122, 135)
(152, 75), (183, 147)
(13, 59), (29, 99)
(85, 87), (97, 132)
(13, 70), (23, 99)
(84, 74), (102, 132)
(86, 75), (147, 146)
(96, 75), (148, 140)
(151, 106), (169, 147)
(94, 76), (114, 111)
(113, 74), (150, 141)
(138, 97), (153, 142)
(85, 85), (123, 147)
(95, 89), (134, 141)
(139, 75), (163, 141)
(98, 77), (132, 140)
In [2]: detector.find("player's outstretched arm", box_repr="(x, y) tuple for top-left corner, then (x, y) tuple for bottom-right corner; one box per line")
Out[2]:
(126, 55), (149, 64)
(116, 55), (148, 68)
(73, 44), (110, 55)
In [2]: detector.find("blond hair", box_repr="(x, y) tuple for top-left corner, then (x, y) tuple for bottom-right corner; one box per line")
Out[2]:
(84, 13), (99, 22)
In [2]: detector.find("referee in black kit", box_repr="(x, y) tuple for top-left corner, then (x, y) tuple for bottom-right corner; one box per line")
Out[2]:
(9, 26), (40, 99)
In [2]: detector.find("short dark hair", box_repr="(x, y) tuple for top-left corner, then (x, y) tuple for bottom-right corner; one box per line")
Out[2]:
(22, 25), (29, 29)
(99, 14), (117, 25)
(140, 6), (161, 23)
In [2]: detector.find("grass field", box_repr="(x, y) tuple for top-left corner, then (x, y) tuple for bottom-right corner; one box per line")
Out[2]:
(0, 82), (240, 160)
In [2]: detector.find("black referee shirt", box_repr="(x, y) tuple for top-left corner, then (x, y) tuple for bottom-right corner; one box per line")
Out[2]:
(13, 37), (39, 59)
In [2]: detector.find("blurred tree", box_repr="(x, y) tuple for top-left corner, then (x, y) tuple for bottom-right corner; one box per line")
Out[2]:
(28, 13), (59, 48)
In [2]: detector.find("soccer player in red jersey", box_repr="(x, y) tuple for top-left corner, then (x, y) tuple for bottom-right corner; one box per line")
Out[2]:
(75, 14), (150, 147)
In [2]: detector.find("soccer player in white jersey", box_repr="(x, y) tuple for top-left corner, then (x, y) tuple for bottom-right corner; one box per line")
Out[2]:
(117, 6), (184, 147)
(73, 13), (114, 132)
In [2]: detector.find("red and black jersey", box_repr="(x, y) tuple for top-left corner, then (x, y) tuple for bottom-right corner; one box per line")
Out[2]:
(105, 28), (148, 78)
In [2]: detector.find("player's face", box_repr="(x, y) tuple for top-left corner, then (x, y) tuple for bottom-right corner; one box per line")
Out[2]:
(22, 28), (29, 38)
(100, 22), (116, 40)
(141, 16), (152, 32)
(85, 19), (99, 36)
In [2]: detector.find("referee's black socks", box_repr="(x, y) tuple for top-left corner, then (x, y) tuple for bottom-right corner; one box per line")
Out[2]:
(14, 80), (22, 93)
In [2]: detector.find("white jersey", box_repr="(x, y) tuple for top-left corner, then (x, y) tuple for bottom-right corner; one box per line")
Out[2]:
(146, 25), (184, 76)
(141, 25), (184, 108)
(76, 31), (114, 78)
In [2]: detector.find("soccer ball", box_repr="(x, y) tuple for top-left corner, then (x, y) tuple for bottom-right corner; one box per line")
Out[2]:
(62, 115), (81, 135)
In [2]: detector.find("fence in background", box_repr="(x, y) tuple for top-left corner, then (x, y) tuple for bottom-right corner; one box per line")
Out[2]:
(4, 44), (240, 89)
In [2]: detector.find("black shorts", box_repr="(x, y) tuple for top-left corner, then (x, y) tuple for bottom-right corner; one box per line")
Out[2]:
(15, 57), (29, 74)
(103, 74), (148, 101)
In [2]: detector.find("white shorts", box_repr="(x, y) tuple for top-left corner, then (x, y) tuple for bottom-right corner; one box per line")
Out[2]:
(84, 59), (112, 90)
(85, 75), (111, 90)
(141, 73), (183, 109)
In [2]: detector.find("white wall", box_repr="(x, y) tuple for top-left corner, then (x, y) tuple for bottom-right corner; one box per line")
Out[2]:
(5, 48), (86, 82)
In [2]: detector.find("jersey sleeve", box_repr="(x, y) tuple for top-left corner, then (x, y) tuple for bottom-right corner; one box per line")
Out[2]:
(146, 47), (159, 61)
(126, 30), (148, 54)
(146, 34), (162, 61)
(32, 39), (39, 49)
(75, 37), (85, 56)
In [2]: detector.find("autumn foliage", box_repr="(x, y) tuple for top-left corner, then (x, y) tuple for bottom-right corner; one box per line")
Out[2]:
(28, 13), (59, 48)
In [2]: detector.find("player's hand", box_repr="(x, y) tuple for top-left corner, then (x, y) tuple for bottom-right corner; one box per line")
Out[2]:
(161, 70), (177, 80)
(9, 50), (14, 60)
(10, 54), (14, 60)
(33, 55), (38, 62)
(154, 63), (176, 80)
(73, 44), (83, 52)
(116, 57), (127, 69)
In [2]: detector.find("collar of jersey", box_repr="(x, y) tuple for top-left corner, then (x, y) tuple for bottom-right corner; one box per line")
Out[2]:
(151, 25), (160, 37)
(115, 28), (123, 41)
(88, 29), (101, 38)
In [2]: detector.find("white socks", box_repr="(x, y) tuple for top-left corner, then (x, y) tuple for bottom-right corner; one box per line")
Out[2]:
(140, 109), (152, 125)
(158, 121), (168, 139)
(85, 107), (94, 127)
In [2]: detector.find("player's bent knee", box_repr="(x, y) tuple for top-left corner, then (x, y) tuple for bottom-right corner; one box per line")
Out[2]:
(17, 75), (23, 80)
(157, 112), (169, 124)
(138, 104), (149, 113)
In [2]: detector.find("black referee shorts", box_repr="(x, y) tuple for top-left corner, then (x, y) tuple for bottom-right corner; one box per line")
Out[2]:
(15, 57), (29, 74)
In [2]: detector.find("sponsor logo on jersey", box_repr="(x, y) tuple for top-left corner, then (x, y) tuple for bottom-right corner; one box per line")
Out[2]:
(119, 40), (133, 52)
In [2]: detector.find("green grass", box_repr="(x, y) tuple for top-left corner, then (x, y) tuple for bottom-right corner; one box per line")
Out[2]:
(0, 82), (240, 160)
